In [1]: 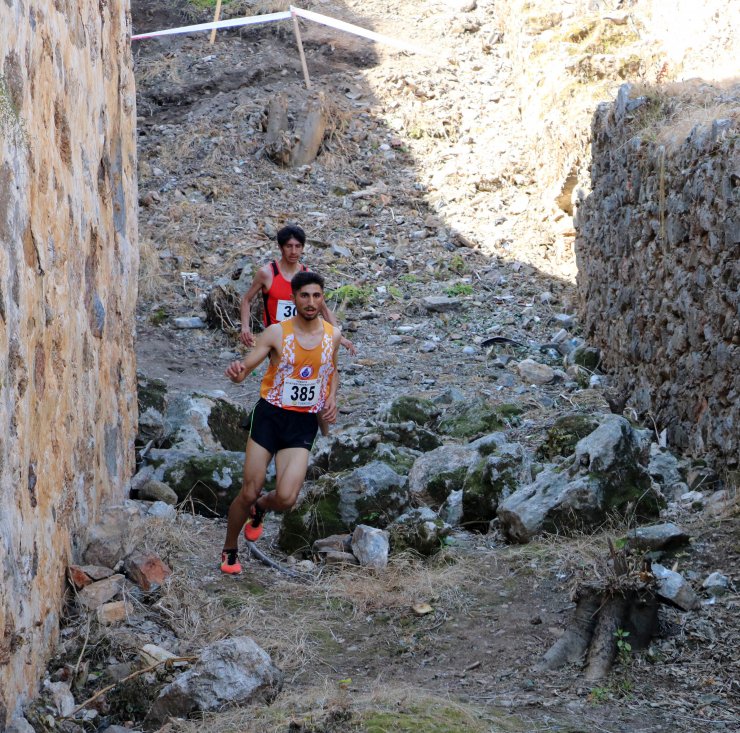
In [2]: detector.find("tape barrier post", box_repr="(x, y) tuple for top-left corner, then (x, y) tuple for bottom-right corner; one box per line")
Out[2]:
(209, 0), (223, 45)
(290, 6), (425, 55)
(291, 9), (312, 89)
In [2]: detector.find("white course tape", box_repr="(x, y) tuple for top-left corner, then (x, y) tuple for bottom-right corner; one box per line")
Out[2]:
(130, 6), (424, 55)
(130, 11), (291, 41)
(290, 6), (425, 55)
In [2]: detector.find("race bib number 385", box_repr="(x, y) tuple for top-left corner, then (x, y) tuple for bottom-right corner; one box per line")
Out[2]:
(276, 299), (297, 321)
(282, 377), (319, 407)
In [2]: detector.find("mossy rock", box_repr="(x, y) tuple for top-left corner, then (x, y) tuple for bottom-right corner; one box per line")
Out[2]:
(339, 461), (410, 528)
(386, 395), (440, 427)
(206, 396), (249, 452)
(537, 413), (601, 460)
(279, 480), (348, 555)
(462, 445), (526, 531)
(137, 373), (167, 414)
(389, 507), (450, 556)
(151, 448), (245, 516)
(572, 345), (601, 371)
(437, 397), (507, 439)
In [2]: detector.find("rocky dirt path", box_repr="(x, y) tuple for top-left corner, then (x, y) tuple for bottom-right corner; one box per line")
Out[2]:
(67, 1), (738, 731)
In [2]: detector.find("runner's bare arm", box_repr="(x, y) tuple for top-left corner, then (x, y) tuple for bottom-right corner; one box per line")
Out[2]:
(226, 324), (280, 382)
(320, 302), (356, 355)
(319, 328), (342, 425)
(239, 266), (271, 346)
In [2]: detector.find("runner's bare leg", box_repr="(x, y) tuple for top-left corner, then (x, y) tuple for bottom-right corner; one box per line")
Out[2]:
(223, 438), (272, 549)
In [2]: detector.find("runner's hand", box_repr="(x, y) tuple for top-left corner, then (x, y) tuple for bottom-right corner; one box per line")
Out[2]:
(225, 361), (248, 383)
(340, 336), (356, 355)
(239, 329), (255, 347)
(320, 397), (337, 425)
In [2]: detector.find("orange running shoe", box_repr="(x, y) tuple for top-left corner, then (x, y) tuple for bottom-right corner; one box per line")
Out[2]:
(243, 504), (265, 542)
(220, 549), (242, 575)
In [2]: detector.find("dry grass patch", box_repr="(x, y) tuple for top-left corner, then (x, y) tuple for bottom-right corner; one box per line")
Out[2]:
(158, 681), (520, 733)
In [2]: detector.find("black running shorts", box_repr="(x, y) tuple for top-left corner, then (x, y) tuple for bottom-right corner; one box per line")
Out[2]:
(248, 398), (318, 455)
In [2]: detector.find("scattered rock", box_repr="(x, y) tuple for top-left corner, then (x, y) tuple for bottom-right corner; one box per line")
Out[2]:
(652, 563), (700, 611)
(517, 358), (555, 385)
(44, 681), (76, 717)
(421, 295), (462, 312)
(148, 637), (282, 721)
(536, 413), (601, 459)
(312, 534), (352, 555)
(338, 461), (410, 527)
(173, 316), (207, 329)
(124, 551), (172, 592)
(440, 489), (464, 526)
(77, 575), (125, 610)
(626, 523), (690, 552)
(408, 444), (476, 505)
(389, 507), (451, 556)
(323, 550), (360, 566)
(97, 600), (133, 625)
(701, 571), (730, 597)
(351, 525), (390, 569)
(138, 479), (178, 505)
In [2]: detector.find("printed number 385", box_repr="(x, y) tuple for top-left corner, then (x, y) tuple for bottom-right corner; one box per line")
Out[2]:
(290, 384), (315, 402)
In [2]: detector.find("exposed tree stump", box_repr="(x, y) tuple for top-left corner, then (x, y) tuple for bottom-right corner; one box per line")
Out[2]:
(263, 91), (328, 167)
(537, 540), (660, 679)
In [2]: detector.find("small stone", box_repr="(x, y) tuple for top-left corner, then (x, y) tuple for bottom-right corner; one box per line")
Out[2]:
(679, 490), (704, 506)
(45, 681), (76, 717)
(173, 317), (206, 329)
(96, 600), (133, 625)
(652, 563), (700, 610)
(140, 643), (180, 666)
(77, 574), (125, 610)
(295, 559), (316, 572)
(322, 550), (360, 566)
(331, 243), (352, 258)
(420, 341), (437, 353)
(124, 551), (172, 592)
(704, 489), (733, 517)
(147, 501), (177, 520)
(626, 523), (690, 552)
(517, 359), (555, 385)
(313, 534), (352, 554)
(139, 479), (178, 505)
(551, 313), (574, 329)
(351, 525), (390, 569)
(67, 565), (94, 590)
(462, 345), (477, 355)
(421, 295), (462, 312)
(539, 291), (553, 304)
(701, 571), (730, 596)
(589, 374), (608, 389)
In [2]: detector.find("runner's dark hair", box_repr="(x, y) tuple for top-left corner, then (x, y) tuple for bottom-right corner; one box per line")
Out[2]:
(291, 270), (324, 293)
(277, 224), (306, 247)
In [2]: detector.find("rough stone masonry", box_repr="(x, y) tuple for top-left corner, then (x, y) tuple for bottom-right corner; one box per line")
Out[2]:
(575, 83), (739, 467)
(0, 0), (138, 724)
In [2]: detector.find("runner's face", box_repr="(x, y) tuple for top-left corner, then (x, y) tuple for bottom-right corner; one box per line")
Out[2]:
(280, 237), (304, 264)
(293, 284), (324, 320)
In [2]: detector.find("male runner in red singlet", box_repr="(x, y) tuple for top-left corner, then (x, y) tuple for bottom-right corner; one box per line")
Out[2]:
(239, 224), (354, 354)
(221, 270), (341, 574)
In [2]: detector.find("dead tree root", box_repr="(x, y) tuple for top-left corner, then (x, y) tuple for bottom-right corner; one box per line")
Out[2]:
(538, 542), (660, 679)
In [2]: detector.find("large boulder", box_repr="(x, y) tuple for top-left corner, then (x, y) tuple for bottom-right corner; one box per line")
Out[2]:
(148, 637), (281, 722)
(148, 448), (245, 516)
(338, 462), (410, 528)
(164, 392), (249, 452)
(536, 413), (602, 460)
(309, 424), (427, 475)
(137, 373), (168, 446)
(463, 441), (531, 530)
(498, 416), (662, 542)
(408, 444), (477, 506)
(389, 507), (451, 556)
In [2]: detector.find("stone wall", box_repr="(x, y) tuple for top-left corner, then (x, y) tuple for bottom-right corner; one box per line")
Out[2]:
(0, 1), (138, 723)
(575, 83), (739, 466)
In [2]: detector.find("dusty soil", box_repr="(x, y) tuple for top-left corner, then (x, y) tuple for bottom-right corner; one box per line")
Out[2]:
(55, 1), (738, 731)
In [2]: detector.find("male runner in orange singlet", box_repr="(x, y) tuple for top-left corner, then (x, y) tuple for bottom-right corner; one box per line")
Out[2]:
(239, 224), (354, 354)
(221, 270), (341, 574)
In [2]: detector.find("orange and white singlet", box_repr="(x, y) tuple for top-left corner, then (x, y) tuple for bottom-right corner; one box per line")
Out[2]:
(262, 261), (308, 326)
(260, 320), (335, 413)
